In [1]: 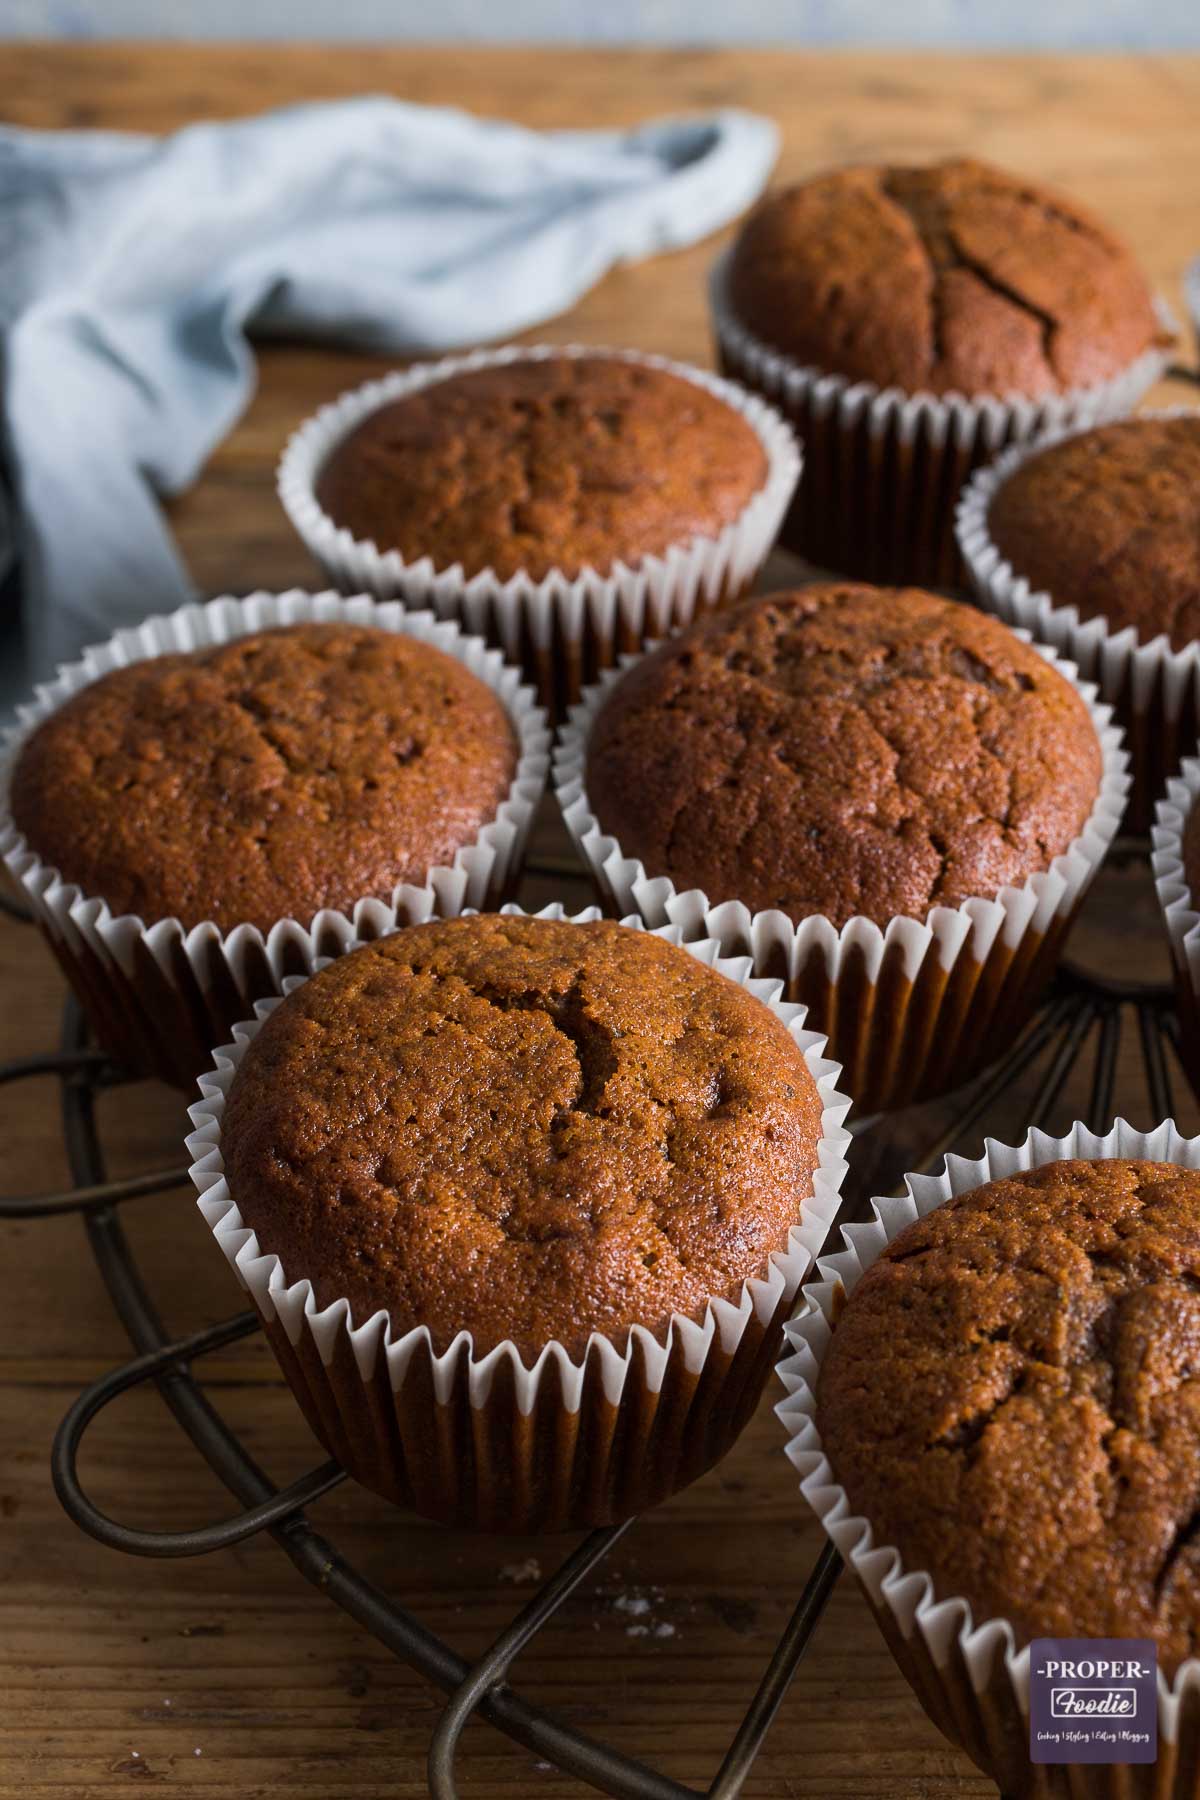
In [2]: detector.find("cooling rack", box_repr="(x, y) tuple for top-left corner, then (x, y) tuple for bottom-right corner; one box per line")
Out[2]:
(0, 853), (1188, 1800)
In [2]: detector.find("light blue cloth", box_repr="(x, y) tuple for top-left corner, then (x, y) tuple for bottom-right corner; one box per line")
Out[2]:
(0, 97), (777, 692)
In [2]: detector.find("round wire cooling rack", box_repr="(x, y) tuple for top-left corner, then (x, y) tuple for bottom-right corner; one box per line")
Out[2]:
(0, 860), (1193, 1800)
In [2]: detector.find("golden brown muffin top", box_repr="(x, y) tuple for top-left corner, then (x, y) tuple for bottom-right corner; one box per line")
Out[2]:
(986, 416), (1200, 652)
(10, 622), (518, 933)
(222, 914), (825, 1362)
(584, 584), (1102, 929)
(817, 1158), (1200, 1676)
(726, 158), (1166, 397)
(314, 355), (769, 582)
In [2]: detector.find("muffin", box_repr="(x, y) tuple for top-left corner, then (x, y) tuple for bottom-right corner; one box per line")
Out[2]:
(960, 412), (1200, 827)
(985, 417), (1200, 648)
(0, 596), (549, 1087)
(711, 157), (1171, 586)
(727, 161), (1163, 398)
(583, 585), (1101, 926)
(190, 910), (850, 1531)
(557, 584), (1128, 1111)
(314, 355), (769, 586)
(13, 623), (518, 933)
(820, 1157), (1200, 1664)
(278, 346), (801, 714)
(780, 1124), (1200, 1797)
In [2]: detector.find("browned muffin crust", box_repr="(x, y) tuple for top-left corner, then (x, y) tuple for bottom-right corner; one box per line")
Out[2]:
(817, 1158), (1200, 1675)
(986, 416), (1200, 652)
(726, 158), (1166, 398)
(11, 623), (518, 933)
(314, 355), (769, 582)
(222, 914), (825, 1361)
(585, 584), (1102, 928)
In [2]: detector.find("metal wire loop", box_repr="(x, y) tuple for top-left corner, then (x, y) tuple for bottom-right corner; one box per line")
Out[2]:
(50, 1309), (349, 1556)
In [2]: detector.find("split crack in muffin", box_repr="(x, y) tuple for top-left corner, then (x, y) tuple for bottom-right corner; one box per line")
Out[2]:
(314, 355), (769, 582)
(221, 914), (825, 1362)
(726, 158), (1168, 397)
(10, 622), (518, 933)
(585, 584), (1102, 927)
(816, 1158), (1200, 1674)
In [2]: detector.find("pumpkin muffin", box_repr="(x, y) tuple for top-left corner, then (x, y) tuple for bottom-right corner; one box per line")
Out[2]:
(726, 158), (1166, 399)
(713, 157), (1168, 587)
(985, 414), (1200, 652)
(312, 354), (769, 583)
(220, 913), (826, 1361)
(816, 1157), (1200, 1674)
(10, 621), (518, 932)
(584, 584), (1103, 929)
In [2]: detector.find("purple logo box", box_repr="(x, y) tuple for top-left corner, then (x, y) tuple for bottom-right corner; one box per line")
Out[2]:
(1030, 1639), (1157, 1764)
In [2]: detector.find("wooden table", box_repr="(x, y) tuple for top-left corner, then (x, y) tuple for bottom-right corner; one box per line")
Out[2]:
(3, 43), (1200, 1800)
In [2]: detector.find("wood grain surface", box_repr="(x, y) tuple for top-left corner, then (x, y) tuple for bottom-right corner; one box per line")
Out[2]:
(3, 41), (1200, 1800)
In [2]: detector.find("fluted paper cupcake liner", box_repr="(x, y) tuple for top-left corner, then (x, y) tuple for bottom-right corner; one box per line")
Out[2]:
(957, 407), (1200, 830)
(778, 1118), (1200, 1799)
(1153, 758), (1200, 1099)
(277, 343), (802, 718)
(555, 633), (1129, 1114)
(0, 591), (551, 1089)
(709, 248), (1175, 589)
(186, 904), (852, 1535)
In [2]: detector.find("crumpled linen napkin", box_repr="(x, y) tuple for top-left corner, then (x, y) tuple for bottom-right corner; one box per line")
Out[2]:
(0, 96), (777, 693)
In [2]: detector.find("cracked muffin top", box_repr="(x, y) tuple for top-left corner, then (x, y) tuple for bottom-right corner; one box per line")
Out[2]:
(313, 355), (769, 582)
(986, 415), (1200, 651)
(10, 622), (518, 933)
(584, 584), (1102, 928)
(817, 1158), (1200, 1673)
(222, 913), (826, 1360)
(725, 158), (1166, 397)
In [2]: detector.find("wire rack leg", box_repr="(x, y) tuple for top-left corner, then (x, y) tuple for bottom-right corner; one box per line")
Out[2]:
(705, 1542), (844, 1800)
(425, 1522), (677, 1800)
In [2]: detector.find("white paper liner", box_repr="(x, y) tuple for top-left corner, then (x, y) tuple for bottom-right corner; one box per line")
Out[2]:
(276, 343), (802, 713)
(777, 1119), (1200, 1788)
(186, 904), (852, 1532)
(1153, 758), (1200, 1090)
(0, 590), (551, 1087)
(554, 631), (1130, 1113)
(709, 247), (1175, 589)
(957, 406), (1200, 827)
